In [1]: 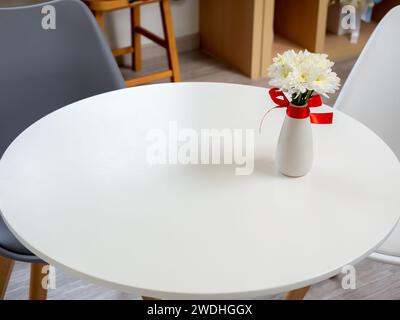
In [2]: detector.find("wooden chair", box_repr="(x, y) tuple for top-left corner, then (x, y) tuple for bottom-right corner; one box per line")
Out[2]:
(84, 0), (181, 87)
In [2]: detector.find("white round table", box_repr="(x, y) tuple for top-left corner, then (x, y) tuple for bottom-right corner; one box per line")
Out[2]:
(1, 83), (400, 299)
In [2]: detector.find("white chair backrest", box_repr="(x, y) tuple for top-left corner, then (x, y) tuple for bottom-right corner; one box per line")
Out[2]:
(334, 6), (400, 159)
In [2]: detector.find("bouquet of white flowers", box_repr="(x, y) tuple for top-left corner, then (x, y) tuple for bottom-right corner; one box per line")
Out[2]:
(264, 50), (340, 177)
(268, 50), (340, 106)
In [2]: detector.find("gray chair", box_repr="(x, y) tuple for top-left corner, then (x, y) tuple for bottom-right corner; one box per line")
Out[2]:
(0, 0), (124, 299)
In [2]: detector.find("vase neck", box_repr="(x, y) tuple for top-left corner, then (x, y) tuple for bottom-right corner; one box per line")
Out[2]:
(290, 103), (307, 108)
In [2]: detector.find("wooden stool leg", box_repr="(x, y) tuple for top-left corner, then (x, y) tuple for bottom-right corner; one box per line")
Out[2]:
(131, 6), (142, 71)
(94, 11), (105, 31)
(160, 0), (181, 82)
(0, 256), (15, 300)
(29, 263), (49, 300)
(142, 296), (159, 300)
(284, 286), (310, 300)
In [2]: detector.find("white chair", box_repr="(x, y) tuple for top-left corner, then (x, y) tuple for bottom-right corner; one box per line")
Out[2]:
(335, 6), (400, 265)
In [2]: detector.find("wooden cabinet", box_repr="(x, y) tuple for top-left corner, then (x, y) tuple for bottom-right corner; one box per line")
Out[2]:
(199, 0), (274, 79)
(200, 0), (400, 79)
(274, 0), (328, 53)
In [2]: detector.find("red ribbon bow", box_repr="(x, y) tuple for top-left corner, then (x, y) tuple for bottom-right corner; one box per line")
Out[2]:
(259, 88), (333, 133)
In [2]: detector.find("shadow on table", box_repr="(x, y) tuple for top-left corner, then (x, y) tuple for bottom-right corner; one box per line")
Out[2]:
(253, 157), (277, 177)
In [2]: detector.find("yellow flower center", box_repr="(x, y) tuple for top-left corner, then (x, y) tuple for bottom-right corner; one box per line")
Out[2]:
(281, 70), (289, 78)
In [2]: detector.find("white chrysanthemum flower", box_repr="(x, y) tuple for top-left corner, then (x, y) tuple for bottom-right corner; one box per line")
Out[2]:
(268, 50), (340, 103)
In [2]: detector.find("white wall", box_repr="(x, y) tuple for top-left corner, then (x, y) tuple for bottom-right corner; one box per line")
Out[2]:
(105, 0), (199, 49)
(1, 0), (199, 47)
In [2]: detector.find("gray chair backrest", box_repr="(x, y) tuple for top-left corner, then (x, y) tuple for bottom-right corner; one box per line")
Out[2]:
(0, 0), (125, 158)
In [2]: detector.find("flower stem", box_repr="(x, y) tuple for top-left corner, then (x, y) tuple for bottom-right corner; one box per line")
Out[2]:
(291, 90), (314, 106)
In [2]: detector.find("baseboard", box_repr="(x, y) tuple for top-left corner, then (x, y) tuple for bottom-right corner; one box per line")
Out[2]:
(144, 32), (199, 59)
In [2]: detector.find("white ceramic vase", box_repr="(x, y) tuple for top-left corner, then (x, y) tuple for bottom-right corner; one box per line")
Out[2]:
(276, 108), (313, 177)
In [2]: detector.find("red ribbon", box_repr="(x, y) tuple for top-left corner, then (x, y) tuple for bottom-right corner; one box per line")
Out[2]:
(268, 88), (333, 124)
(259, 88), (333, 133)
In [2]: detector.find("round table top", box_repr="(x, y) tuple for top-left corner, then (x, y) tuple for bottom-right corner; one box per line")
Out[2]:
(1, 82), (400, 299)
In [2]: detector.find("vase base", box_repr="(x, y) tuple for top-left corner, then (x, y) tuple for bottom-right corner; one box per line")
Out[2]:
(279, 169), (311, 178)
